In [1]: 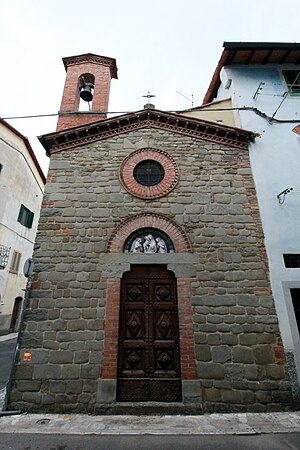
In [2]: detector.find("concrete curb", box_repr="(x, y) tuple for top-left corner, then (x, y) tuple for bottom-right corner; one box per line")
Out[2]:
(0, 333), (18, 343)
(0, 412), (299, 435)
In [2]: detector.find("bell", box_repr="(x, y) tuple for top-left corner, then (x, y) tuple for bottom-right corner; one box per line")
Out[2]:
(80, 83), (94, 102)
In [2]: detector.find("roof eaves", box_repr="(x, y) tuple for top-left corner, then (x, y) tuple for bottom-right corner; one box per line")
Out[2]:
(39, 109), (256, 156)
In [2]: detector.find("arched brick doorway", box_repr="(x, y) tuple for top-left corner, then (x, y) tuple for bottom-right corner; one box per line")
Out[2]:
(98, 213), (200, 409)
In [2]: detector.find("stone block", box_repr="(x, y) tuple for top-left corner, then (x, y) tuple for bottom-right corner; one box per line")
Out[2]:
(255, 390), (272, 403)
(225, 364), (244, 380)
(23, 392), (42, 404)
(67, 320), (87, 331)
(272, 391), (293, 404)
(33, 364), (62, 380)
(194, 333), (207, 344)
(91, 208), (110, 218)
(214, 194), (231, 204)
(195, 345), (211, 361)
(41, 394), (56, 405)
(182, 380), (202, 404)
(207, 333), (221, 345)
(74, 351), (90, 364)
(89, 351), (102, 364)
(50, 160), (70, 169)
(232, 346), (254, 364)
(221, 334), (238, 345)
(29, 349), (49, 364)
(221, 389), (241, 403)
(253, 345), (275, 364)
(61, 365), (80, 379)
(244, 365), (261, 381)
(239, 333), (257, 346)
(206, 204), (243, 215)
(49, 351), (73, 364)
(265, 365), (286, 380)
(202, 295), (236, 306)
(14, 365), (34, 380)
(65, 380), (83, 394)
(196, 362), (225, 379)
(61, 309), (81, 320)
(96, 379), (116, 404)
(240, 390), (255, 404)
(15, 380), (41, 391)
(204, 388), (222, 402)
(50, 381), (66, 393)
(211, 346), (231, 363)
(237, 295), (258, 306)
(81, 364), (100, 379)
(53, 319), (67, 331)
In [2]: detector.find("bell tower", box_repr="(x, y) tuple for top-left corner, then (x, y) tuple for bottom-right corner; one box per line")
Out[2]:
(57, 53), (118, 132)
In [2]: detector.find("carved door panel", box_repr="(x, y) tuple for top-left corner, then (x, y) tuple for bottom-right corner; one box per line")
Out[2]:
(117, 265), (182, 402)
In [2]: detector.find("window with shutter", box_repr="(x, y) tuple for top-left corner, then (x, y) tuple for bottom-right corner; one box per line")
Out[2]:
(17, 204), (34, 228)
(282, 70), (300, 96)
(291, 289), (300, 335)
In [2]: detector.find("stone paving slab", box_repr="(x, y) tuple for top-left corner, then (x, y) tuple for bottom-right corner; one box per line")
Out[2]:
(0, 412), (299, 435)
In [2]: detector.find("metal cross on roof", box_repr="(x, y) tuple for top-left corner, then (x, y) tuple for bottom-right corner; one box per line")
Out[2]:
(142, 91), (156, 101)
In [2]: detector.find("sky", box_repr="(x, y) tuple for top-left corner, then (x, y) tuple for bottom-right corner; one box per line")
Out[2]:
(1, 0), (299, 175)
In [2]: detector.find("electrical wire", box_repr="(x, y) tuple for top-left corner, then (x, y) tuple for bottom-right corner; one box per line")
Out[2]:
(1, 106), (300, 123)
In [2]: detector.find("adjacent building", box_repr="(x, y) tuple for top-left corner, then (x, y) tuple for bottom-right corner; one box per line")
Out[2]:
(0, 119), (46, 334)
(198, 42), (300, 400)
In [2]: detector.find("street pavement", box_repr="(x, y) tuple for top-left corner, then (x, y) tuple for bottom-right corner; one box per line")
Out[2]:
(0, 411), (299, 435)
(0, 432), (300, 450)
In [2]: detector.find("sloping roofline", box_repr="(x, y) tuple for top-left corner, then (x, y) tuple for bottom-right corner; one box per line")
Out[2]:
(0, 119), (46, 184)
(203, 42), (300, 104)
(39, 108), (256, 156)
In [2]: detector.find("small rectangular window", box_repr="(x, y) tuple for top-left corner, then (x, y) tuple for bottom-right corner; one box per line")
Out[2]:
(282, 70), (300, 96)
(17, 204), (34, 229)
(0, 163), (2, 173)
(283, 254), (300, 268)
(291, 289), (300, 335)
(9, 251), (22, 274)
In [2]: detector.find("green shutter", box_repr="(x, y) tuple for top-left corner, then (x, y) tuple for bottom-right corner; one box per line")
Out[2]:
(17, 205), (25, 224)
(26, 211), (34, 229)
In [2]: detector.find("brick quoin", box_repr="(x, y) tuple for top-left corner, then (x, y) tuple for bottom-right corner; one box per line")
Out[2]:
(274, 343), (287, 365)
(102, 278), (121, 379)
(57, 53), (118, 132)
(177, 279), (197, 380)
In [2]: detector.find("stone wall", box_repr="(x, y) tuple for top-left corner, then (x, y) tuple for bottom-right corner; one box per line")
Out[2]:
(8, 128), (293, 413)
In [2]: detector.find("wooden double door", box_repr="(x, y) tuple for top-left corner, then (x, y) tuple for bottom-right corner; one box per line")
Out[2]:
(117, 265), (182, 402)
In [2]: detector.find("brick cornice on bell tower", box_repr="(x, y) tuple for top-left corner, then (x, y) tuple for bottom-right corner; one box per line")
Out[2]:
(57, 53), (118, 132)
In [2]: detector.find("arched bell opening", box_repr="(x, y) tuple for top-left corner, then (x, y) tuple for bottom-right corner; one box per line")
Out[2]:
(78, 73), (95, 111)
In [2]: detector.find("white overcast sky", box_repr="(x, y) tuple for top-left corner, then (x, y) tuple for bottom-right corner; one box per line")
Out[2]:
(1, 0), (299, 175)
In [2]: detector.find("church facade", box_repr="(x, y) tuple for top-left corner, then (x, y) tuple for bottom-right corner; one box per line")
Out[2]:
(8, 54), (294, 413)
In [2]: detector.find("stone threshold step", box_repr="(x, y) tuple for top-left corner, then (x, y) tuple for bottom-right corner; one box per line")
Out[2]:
(95, 402), (204, 415)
